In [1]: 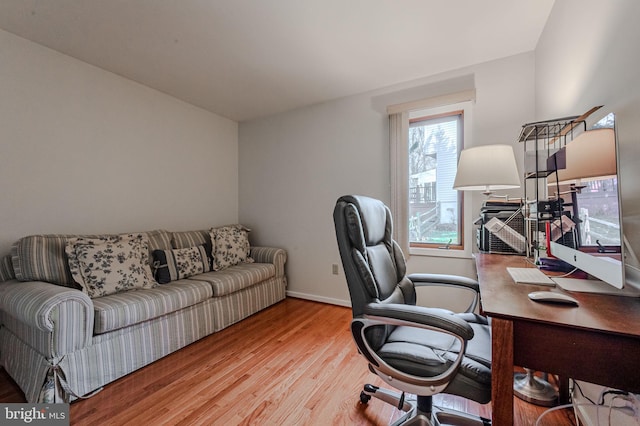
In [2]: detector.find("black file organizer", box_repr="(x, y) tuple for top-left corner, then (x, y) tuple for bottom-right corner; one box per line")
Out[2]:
(477, 200), (526, 255)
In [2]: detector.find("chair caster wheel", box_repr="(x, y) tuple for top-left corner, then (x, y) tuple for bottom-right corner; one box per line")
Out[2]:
(360, 391), (371, 404)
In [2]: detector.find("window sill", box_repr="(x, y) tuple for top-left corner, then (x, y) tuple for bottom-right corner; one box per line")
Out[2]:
(409, 246), (473, 259)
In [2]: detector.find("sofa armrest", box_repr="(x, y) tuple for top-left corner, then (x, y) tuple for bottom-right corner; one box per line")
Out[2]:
(250, 247), (287, 277)
(0, 280), (94, 355)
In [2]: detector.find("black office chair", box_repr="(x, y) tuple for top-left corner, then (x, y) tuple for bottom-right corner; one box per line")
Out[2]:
(333, 195), (492, 426)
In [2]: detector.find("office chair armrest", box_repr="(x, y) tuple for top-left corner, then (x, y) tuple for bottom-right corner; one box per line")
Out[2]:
(354, 303), (473, 394)
(408, 273), (480, 313)
(363, 303), (474, 340)
(408, 273), (479, 291)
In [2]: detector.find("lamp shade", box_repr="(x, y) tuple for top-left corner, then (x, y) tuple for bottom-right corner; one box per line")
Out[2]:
(453, 144), (521, 193)
(547, 128), (616, 185)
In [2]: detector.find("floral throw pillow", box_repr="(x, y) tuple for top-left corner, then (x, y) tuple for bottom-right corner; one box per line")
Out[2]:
(209, 225), (254, 271)
(66, 234), (156, 298)
(152, 245), (211, 284)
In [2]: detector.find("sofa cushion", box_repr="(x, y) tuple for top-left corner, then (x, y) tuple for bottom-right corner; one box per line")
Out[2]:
(12, 234), (95, 287)
(210, 225), (254, 271)
(146, 229), (173, 258)
(66, 234), (156, 298)
(92, 278), (213, 334)
(0, 255), (15, 283)
(152, 245), (211, 284)
(189, 263), (274, 297)
(11, 230), (171, 288)
(171, 230), (210, 249)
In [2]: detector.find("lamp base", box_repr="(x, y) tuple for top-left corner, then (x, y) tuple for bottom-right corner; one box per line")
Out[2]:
(513, 369), (558, 407)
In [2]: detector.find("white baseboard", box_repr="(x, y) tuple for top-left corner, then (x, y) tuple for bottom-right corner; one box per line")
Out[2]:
(286, 290), (351, 308)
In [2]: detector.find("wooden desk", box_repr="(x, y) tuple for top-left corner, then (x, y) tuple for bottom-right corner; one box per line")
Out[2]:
(475, 253), (640, 424)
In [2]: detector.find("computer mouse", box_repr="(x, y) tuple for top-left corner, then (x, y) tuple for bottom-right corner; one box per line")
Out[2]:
(528, 291), (579, 306)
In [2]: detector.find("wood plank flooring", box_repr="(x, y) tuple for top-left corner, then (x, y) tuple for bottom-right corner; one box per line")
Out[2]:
(0, 298), (576, 425)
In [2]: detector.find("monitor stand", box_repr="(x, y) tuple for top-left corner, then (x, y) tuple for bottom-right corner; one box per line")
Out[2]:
(552, 277), (640, 297)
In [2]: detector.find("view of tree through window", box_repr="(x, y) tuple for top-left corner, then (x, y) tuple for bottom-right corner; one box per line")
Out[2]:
(408, 112), (462, 247)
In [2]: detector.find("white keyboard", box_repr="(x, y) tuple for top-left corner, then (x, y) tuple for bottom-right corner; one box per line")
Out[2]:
(507, 267), (555, 286)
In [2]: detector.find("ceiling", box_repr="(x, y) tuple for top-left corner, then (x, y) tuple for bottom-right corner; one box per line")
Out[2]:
(0, 1), (555, 122)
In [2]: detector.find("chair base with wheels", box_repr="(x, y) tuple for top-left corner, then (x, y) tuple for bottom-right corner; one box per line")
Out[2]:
(360, 384), (492, 426)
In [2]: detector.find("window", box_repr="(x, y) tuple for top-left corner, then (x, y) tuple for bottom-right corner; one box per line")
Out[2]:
(408, 111), (463, 248)
(389, 95), (474, 258)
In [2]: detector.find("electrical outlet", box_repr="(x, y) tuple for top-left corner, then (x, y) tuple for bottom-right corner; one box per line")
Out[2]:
(332, 264), (339, 275)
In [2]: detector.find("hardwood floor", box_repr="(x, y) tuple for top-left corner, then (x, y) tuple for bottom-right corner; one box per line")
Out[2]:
(0, 298), (576, 425)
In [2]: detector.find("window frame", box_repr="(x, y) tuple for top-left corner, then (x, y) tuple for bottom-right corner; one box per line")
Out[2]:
(408, 110), (465, 250)
(390, 99), (474, 259)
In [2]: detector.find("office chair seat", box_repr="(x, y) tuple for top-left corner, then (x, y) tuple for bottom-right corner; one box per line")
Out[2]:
(334, 195), (492, 425)
(382, 322), (492, 403)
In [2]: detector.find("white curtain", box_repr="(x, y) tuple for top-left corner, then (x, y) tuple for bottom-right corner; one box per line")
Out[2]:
(389, 111), (410, 257)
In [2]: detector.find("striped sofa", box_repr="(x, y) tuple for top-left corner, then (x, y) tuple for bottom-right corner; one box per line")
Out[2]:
(0, 229), (287, 403)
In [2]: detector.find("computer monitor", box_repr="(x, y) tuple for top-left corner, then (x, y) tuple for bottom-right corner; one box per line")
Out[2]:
(547, 115), (639, 295)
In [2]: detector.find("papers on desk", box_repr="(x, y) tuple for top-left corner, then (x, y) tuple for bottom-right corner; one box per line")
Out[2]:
(507, 267), (556, 286)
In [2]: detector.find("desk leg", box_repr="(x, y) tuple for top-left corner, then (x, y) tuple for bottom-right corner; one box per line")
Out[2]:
(492, 318), (514, 424)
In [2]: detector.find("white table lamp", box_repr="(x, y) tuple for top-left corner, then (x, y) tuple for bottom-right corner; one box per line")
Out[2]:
(453, 144), (521, 195)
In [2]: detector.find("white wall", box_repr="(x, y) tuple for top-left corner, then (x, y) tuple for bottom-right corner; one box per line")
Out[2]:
(0, 29), (239, 256)
(536, 3), (640, 420)
(239, 53), (535, 308)
(536, 0), (640, 264)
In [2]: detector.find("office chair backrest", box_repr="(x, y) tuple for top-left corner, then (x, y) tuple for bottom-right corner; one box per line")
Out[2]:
(334, 195), (417, 343)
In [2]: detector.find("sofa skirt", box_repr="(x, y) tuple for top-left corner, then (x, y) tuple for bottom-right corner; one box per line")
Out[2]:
(210, 276), (286, 332)
(1, 277), (286, 403)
